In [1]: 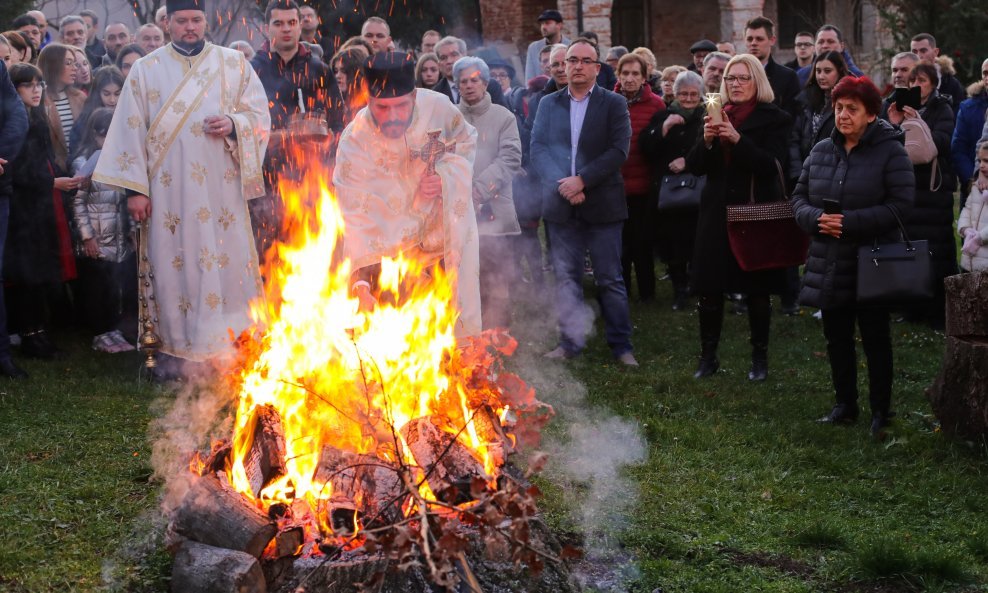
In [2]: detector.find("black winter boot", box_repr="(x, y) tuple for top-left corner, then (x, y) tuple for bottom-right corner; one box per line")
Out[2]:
(693, 295), (723, 379)
(747, 295), (771, 381)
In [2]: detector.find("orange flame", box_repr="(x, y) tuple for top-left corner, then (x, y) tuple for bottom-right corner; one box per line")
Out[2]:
(224, 148), (515, 547)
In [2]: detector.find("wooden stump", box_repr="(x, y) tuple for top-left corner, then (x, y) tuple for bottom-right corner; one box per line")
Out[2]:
(172, 474), (277, 558)
(400, 417), (486, 501)
(928, 271), (988, 438)
(312, 445), (404, 526)
(171, 540), (266, 593)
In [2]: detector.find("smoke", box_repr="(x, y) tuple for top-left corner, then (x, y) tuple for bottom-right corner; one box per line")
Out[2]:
(508, 306), (648, 592)
(147, 376), (236, 514)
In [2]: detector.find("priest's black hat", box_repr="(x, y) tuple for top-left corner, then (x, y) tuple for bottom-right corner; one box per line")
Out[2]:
(365, 51), (416, 98)
(166, 0), (205, 13)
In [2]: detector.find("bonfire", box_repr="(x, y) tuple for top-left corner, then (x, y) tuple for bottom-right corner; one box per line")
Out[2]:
(166, 162), (571, 593)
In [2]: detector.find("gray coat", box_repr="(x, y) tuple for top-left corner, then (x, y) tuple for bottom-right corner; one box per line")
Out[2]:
(72, 152), (133, 263)
(458, 93), (522, 236)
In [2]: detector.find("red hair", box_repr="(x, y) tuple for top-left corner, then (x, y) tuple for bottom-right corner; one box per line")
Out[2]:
(830, 76), (883, 116)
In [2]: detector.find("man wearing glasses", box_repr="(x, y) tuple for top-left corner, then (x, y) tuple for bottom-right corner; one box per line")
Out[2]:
(784, 31), (814, 71)
(531, 39), (637, 367)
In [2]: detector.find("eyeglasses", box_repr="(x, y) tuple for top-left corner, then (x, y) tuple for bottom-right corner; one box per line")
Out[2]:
(17, 81), (46, 90)
(492, 72), (511, 79)
(565, 57), (598, 66)
(794, 42), (813, 48)
(676, 91), (701, 99)
(724, 75), (753, 84)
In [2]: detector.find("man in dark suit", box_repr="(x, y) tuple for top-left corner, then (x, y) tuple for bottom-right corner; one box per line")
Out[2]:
(530, 39), (636, 366)
(432, 35), (506, 107)
(744, 16), (801, 118)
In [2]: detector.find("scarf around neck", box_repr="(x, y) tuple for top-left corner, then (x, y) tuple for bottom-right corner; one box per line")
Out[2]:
(724, 97), (758, 128)
(668, 100), (700, 120)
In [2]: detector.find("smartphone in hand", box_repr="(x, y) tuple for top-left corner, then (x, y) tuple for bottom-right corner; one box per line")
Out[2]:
(823, 198), (842, 215)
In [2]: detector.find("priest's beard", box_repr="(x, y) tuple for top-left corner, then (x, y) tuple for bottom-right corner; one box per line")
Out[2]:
(374, 113), (414, 139)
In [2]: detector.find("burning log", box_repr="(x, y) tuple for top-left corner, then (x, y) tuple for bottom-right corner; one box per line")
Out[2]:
(171, 540), (267, 593)
(172, 474), (277, 558)
(312, 445), (405, 526)
(269, 526), (304, 559)
(400, 417), (486, 501)
(237, 405), (287, 498)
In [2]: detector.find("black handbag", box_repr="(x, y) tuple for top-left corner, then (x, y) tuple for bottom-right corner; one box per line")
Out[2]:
(856, 205), (933, 304)
(657, 173), (704, 210)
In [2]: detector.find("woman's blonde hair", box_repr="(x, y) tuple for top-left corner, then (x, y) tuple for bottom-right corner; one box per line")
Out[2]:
(661, 65), (686, 82)
(631, 47), (657, 72)
(719, 53), (775, 104)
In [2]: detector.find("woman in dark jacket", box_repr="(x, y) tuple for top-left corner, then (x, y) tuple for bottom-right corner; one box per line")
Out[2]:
(641, 70), (704, 310)
(6, 63), (79, 359)
(788, 51), (848, 182)
(616, 52), (666, 301)
(792, 76), (915, 437)
(685, 54), (793, 382)
(885, 62), (956, 328)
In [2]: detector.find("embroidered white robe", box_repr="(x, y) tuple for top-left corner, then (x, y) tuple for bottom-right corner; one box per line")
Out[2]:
(333, 89), (481, 338)
(93, 42), (270, 361)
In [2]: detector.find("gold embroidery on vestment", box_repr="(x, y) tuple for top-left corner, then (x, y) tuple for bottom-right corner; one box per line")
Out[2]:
(163, 212), (180, 234)
(196, 207), (211, 222)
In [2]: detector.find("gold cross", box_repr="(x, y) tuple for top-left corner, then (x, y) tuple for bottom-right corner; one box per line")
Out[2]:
(410, 130), (456, 175)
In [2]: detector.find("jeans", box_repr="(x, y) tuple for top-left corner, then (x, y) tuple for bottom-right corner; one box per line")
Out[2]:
(821, 306), (893, 415)
(547, 219), (632, 356)
(0, 197), (9, 360)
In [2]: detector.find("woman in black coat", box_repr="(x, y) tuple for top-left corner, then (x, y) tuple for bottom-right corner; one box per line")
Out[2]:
(685, 54), (793, 382)
(5, 63), (78, 359)
(792, 77), (915, 437)
(885, 62), (956, 328)
(788, 51), (849, 182)
(641, 70), (704, 310)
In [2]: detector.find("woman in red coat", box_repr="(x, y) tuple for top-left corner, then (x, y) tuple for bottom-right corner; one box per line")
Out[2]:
(616, 53), (665, 301)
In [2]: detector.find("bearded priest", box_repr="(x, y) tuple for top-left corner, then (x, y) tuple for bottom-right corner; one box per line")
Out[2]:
(334, 51), (481, 338)
(93, 0), (270, 369)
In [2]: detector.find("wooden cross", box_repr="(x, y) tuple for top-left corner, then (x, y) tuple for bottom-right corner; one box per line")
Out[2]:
(410, 130), (456, 175)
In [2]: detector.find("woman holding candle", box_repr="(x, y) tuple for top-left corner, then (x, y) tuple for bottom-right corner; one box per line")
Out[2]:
(685, 53), (792, 381)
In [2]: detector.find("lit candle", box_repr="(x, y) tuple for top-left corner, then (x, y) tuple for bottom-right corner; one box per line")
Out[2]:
(297, 88), (306, 114)
(705, 93), (723, 124)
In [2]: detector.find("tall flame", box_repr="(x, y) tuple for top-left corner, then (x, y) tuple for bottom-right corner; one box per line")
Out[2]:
(225, 155), (509, 544)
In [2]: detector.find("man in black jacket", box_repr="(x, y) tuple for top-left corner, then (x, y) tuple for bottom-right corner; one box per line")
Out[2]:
(530, 40), (636, 366)
(744, 16), (801, 118)
(910, 33), (966, 114)
(251, 0), (344, 252)
(0, 61), (29, 378)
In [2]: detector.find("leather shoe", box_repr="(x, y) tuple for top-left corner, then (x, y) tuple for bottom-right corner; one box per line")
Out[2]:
(0, 358), (28, 379)
(870, 413), (895, 439)
(616, 352), (639, 367)
(817, 403), (859, 424)
(693, 357), (719, 379)
(543, 346), (578, 360)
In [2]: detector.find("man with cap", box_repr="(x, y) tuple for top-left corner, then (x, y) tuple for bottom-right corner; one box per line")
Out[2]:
(93, 0), (271, 372)
(334, 51), (482, 338)
(688, 39), (717, 73)
(525, 10), (570, 82)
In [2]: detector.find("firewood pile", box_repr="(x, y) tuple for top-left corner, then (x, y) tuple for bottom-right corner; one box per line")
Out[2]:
(928, 271), (988, 438)
(166, 403), (579, 593)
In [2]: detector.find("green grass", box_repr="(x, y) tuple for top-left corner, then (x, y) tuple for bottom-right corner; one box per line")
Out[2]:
(1, 273), (986, 592)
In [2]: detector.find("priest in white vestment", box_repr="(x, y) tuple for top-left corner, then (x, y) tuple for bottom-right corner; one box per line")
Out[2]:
(93, 0), (270, 363)
(334, 51), (482, 337)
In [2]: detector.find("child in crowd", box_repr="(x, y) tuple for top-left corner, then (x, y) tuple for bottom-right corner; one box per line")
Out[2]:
(71, 107), (136, 353)
(958, 143), (988, 272)
(69, 66), (124, 160)
(6, 63), (80, 359)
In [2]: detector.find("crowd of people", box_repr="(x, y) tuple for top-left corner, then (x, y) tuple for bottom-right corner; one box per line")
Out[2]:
(1, 1), (987, 437)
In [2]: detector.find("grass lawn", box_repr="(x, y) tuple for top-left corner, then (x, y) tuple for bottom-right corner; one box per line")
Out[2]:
(0, 277), (986, 592)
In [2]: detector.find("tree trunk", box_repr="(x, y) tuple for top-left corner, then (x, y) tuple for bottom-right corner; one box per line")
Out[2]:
(927, 336), (988, 439)
(944, 271), (988, 337)
(171, 540), (266, 593)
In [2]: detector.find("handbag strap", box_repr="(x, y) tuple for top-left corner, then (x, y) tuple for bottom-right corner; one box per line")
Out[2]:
(881, 203), (915, 250)
(748, 159), (788, 204)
